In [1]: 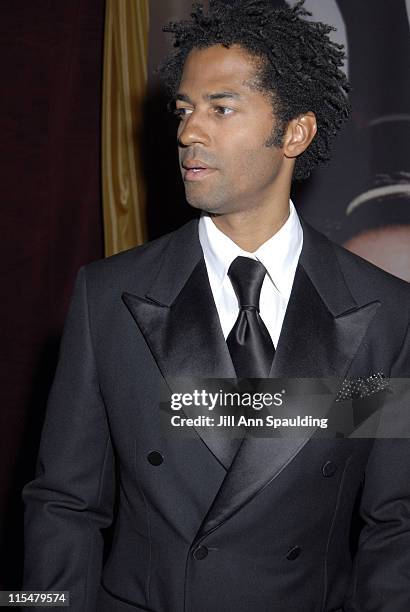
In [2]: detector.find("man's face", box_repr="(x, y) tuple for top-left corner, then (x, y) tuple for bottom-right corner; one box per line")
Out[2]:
(175, 44), (287, 215)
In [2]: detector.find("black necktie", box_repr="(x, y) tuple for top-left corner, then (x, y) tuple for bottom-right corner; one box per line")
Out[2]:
(227, 256), (275, 379)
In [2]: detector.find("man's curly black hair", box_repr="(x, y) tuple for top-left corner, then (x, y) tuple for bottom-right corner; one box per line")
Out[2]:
(159, 0), (350, 181)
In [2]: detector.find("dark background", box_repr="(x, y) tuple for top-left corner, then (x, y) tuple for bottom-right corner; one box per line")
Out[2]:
(1, 0), (409, 588)
(0, 0), (105, 588)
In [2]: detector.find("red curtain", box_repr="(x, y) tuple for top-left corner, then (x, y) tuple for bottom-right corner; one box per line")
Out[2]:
(0, 0), (105, 587)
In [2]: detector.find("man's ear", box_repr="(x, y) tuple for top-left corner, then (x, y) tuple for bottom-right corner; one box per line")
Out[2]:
(283, 112), (317, 158)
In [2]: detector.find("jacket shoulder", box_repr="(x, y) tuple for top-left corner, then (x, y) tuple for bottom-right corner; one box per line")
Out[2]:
(304, 221), (410, 303)
(80, 220), (198, 296)
(332, 238), (410, 302)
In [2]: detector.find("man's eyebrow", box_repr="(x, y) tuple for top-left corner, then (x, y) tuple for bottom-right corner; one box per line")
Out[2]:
(175, 93), (192, 103)
(175, 91), (242, 103)
(208, 92), (241, 100)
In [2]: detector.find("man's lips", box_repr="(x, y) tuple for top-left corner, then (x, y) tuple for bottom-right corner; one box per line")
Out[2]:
(182, 160), (216, 181)
(184, 167), (216, 181)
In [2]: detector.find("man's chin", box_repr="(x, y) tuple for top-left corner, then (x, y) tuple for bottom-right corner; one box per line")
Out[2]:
(185, 195), (224, 214)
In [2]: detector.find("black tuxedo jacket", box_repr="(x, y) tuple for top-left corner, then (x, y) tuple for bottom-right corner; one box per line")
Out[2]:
(23, 219), (410, 612)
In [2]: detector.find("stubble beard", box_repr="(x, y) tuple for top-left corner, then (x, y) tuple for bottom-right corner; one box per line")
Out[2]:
(184, 182), (232, 215)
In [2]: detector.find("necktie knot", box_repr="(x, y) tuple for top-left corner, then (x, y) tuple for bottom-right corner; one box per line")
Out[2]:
(228, 256), (267, 311)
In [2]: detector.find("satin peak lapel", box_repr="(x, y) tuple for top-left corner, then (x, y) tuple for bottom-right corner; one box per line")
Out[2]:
(122, 221), (241, 469)
(194, 221), (380, 542)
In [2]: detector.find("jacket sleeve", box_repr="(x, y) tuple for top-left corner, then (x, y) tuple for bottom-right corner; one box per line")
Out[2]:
(22, 266), (115, 611)
(346, 320), (410, 611)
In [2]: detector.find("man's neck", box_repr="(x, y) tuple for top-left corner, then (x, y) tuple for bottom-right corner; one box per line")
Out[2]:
(210, 203), (291, 252)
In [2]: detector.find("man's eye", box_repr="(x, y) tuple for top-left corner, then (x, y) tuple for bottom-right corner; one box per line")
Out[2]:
(174, 108), (192, 120)
(214, 106), (234, 116)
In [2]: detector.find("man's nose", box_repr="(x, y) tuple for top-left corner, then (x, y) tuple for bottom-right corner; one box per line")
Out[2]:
(178, 112), (210, 147)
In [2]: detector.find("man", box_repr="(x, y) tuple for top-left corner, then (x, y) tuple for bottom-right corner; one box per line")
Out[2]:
(23, 1), (410, 611)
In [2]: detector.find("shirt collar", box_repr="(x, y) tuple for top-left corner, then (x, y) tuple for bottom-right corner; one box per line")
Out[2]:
(198, 201), (303, 299)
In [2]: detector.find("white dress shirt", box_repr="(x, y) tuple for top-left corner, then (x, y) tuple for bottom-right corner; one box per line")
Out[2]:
(198, 201), (303, 348)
